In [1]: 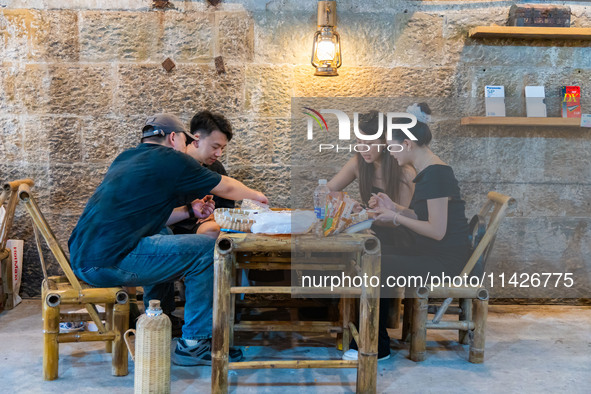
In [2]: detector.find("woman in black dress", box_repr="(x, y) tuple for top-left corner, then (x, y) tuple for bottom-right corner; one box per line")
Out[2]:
(343, 107), (475, 362)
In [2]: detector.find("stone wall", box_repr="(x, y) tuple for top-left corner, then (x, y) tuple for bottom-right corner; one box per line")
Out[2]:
(1, 0), (590, 298)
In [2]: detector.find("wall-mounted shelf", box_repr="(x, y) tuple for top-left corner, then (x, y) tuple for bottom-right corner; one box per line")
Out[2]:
(461, 117), (583, 127)
(468, 26), (591, 40)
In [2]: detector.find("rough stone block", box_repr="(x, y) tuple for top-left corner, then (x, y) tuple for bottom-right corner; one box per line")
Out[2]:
(486, 217), (591, 298)
(443, 8), (508, 40)
(22, 116), (82, 164)
(294, 66), (460, 98)
(0, 163), (52, 209)
(245, 65), (293, 117)
(227, 117), (290, 166)
(34, 10), (79, 61)
(0, 116), (23, 162)
(161, 11), (214, 62)
(0, 9), (36, 60)
(82, 115), (144, 163)
(461, 43), (557, 69)
(462, 182), (591, 219)
(429, 136), (495, 183)
(252, 11), (310, 65)
(392, 12), (444, 67)
(542, 138), (591, 184)
(48, 163), (109, 214)
(217, 11), (254, 62)
(337, 12), (399, 67)
(81, 10), (214, 62)
(116, 64), (244, 116)
(79, 11), (159, 62)
(227, 164), (291, 208)
(12, 64), (114, 115)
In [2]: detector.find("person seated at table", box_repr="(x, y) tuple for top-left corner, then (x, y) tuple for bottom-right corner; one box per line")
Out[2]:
(170, 110), (235, 238)
(68, 113), (268, 367)
(328, 110), (414, 361)
(342, 104), (474, 362)
(327, 109), (416, 226)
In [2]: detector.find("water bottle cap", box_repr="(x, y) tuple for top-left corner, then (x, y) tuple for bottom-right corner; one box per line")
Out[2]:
(318, 179), (327, 185)
(146, 299), (163, 317)
(149, 300), (160, 309)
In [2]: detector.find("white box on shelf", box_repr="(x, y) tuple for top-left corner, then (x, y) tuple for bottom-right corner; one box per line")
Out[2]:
(485, 85), (506, 117)
(525, 86), (547, 117)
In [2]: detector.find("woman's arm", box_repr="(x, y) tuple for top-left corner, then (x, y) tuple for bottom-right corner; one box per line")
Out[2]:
(327, 156), (358, 192)
(375, 197), (448, 241)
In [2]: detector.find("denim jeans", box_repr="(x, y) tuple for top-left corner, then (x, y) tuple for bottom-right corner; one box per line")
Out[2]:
(75, 229), (216, 340)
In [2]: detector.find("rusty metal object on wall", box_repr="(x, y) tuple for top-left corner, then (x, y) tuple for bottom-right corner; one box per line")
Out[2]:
(207, 0), (223, 6)
(162, 58), (175, 72)
(214, 56), (226, 75)
(153, 0), (173, 10)
(508, 4), (571, 27)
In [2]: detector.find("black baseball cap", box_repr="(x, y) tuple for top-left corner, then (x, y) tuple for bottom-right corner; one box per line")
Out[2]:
(142, 113), (197, 142)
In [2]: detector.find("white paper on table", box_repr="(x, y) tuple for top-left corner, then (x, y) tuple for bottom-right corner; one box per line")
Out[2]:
(250, 210), (317, 234)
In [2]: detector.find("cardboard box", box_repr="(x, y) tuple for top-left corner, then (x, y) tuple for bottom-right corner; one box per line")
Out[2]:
(525, 86), (547, 117)
(561, 86), (581, 118)
(485, 86), (506, 117)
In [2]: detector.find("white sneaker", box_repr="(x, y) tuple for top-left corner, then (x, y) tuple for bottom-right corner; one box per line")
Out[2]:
(342, 349), (391, 361)
(342, 349), (358, 360)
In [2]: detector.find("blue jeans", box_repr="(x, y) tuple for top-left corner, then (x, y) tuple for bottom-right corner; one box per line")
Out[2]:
(75, 230), (216, 340)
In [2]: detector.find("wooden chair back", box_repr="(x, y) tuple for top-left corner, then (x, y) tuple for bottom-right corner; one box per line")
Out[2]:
(461, 191), (515, 276)
(1, 179), (34, 309)
(18, 183), (106, 331)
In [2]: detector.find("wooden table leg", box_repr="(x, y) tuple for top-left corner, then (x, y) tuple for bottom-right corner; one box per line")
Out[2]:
(212, 243), (233, 394)
(356, 242), (380, 394)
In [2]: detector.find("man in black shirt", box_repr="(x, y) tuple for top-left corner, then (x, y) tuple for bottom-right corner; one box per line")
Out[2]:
(69, 113), (268, 366)
(170, 111), (235, 237)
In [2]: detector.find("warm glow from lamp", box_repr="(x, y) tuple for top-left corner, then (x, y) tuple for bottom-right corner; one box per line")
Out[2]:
(316, 37), (336, 61)
(311, 1), (341, 76)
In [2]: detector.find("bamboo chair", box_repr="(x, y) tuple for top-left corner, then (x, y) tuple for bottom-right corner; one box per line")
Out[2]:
(16, 183), (129, 380)
(1, 179), (34, 310)
(408, 191), (515, 363)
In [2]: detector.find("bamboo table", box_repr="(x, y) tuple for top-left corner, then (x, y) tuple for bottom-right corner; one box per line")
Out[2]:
(211, 232), (381, 393)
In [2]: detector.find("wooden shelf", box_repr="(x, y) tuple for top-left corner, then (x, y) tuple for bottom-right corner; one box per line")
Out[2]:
(468, 26), (591, 40)
(461, 117), (583, 127)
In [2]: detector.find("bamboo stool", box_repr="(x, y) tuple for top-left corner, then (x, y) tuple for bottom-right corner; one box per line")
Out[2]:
(17, 183), (130, 380)
(0, 179), (33, 310)
(211, 233), (381, 394)
(408, 191), (515, 363)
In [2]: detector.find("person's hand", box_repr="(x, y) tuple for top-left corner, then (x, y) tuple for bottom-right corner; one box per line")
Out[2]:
(352, 200), (363, 213)
(372, 206), (400, 226)
(191, 195), (215, 219)
(368, 194), (379, 209)
(253, 191), (269, 205)
(372, 192), (397, 211)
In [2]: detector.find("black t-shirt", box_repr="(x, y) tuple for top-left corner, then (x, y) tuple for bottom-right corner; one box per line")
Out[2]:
(170, 160), (235, 235)
(68, 143), (222, 269)
(410, 164), (470, 255)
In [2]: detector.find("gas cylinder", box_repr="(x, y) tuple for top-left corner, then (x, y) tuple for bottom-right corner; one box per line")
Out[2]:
(124, 299), (171, 394)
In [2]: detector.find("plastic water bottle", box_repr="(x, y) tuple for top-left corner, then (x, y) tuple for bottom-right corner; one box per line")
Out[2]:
(313, 179), (331, 220)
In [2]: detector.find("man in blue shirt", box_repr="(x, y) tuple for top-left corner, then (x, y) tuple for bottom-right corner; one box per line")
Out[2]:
(69, 113), (268, 365)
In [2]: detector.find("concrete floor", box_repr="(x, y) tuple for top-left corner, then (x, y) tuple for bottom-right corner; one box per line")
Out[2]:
(1, 300), (590, 393)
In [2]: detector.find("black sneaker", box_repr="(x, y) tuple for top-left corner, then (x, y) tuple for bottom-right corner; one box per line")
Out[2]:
(172, 338), (244, 366)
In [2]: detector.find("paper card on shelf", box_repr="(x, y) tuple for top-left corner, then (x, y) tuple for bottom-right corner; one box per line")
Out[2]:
(525, 86), (547, 117)
(581, 114), (591, 128)
(485, 85), (506, 117)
